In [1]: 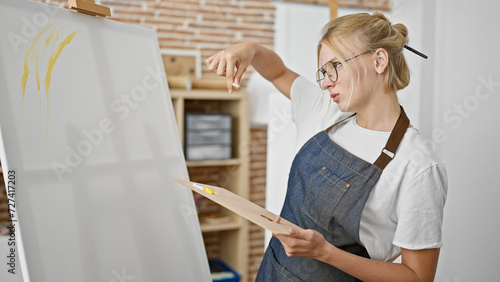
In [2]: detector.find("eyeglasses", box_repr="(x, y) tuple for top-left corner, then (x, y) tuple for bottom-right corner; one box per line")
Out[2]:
(316, 51), (370, 89)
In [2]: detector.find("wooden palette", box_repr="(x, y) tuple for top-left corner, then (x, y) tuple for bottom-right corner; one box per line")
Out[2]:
(173, 179), (302, 235)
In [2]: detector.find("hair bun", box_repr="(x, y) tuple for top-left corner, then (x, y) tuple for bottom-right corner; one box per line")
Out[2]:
(372, 11), (389, 22)
(392, 23), (409, 44)
(371, 12), (408, 45)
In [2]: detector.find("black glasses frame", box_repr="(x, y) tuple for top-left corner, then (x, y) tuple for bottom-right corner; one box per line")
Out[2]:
(316, 50), (370, 89)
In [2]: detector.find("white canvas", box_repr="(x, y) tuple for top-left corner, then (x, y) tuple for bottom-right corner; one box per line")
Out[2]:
(0, 0), (210, 281)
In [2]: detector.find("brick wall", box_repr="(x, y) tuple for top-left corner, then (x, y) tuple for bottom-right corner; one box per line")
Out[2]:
(0, 164), (9, 225)
(107, 0), (276, 81)
(247, 127), (267, 280)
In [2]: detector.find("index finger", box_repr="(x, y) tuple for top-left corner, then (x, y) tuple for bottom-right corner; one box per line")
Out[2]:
(205, 55), (215, 66)
(225, 58), (237, 93)
(273, 215), (282, 223)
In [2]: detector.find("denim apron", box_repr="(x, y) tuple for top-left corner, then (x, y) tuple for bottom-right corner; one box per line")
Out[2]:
(256, 106), (409, 281)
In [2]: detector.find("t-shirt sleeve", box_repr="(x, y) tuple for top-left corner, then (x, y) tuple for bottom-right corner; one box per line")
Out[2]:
(289, 76), (349, 149)
(290, 76), (328, 124)
(393, 163), (448, 250)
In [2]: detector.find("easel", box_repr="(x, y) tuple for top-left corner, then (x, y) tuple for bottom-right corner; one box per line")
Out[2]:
(68, 0), (111, 17)
(330, 0), (338, 19)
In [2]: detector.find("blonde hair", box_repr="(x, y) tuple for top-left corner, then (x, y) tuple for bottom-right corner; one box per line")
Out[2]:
(318, 12), (410, 94)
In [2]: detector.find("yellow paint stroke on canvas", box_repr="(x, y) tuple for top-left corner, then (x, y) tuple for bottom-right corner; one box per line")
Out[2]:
(20, 23), (55, 102)
(20, 22), (78, 136)
(44, 31), (78, 129)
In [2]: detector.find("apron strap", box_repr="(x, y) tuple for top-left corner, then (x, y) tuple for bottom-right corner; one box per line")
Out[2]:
(325, 106), (410, 170)
(373, 106), (410, 170)
(325, 113), (356, 133)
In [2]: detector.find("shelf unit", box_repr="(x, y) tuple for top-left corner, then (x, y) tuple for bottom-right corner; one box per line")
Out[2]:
(170, 89), (250, 281)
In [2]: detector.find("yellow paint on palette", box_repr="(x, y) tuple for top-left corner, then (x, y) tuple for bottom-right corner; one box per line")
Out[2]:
(19, 21), (78, 136)
(204, 187), (217, 195)
(193, 183), (218, 195)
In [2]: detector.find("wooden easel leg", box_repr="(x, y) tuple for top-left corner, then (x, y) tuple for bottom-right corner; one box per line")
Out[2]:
(330, 0), (338, 19)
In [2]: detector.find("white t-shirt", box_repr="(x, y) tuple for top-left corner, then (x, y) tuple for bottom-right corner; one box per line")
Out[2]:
(290, 76), (448, 262)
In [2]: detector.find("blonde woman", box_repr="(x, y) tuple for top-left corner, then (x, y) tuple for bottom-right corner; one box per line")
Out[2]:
(207, 12), (447, 281)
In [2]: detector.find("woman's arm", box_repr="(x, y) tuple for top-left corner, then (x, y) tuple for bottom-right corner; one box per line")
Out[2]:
(273, 217), (440, 282)
(206, 41), (298, 97)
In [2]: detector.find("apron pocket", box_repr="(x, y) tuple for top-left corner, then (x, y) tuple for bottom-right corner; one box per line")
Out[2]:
(301, 166), (351, 230)
(264, 245), (302, 282)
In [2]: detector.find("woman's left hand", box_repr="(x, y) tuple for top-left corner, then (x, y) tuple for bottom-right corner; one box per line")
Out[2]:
(272, 216), (330, 260)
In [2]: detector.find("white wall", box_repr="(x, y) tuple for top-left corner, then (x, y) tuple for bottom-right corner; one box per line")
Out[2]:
(248, 0), (500, 280)
(430, 1), (500, 281)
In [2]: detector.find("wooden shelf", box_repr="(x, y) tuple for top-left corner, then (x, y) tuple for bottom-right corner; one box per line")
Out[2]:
(200, 220), (241, 232)
(171, 88), (250, 281)
(170, 89), (246, 100)
(186, 158), (240, 167)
